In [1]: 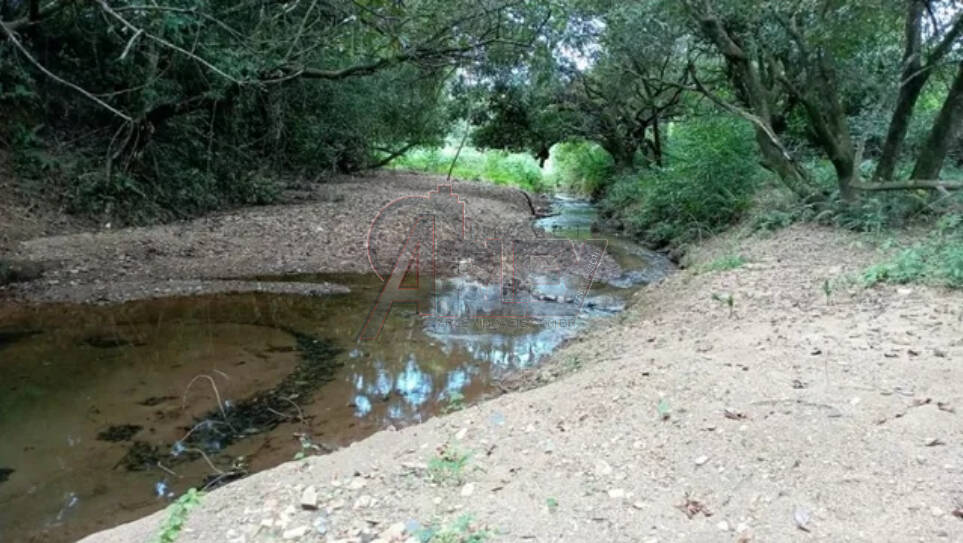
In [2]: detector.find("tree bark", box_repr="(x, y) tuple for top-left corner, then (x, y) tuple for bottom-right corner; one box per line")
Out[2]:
(875, 0), (925, 181)
(911, 62), (963, 180)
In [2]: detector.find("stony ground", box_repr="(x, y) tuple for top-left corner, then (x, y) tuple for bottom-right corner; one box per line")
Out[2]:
(79, 224), (963, 543)
(1, 171), (546, 303)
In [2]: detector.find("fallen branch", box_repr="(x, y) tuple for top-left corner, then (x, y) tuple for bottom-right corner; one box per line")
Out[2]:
(854, 180), (963, 191)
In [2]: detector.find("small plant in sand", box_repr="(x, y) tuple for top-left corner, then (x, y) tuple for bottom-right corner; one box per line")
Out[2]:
(156, 488), (203, 543)
(822, 278), (833, 305)
(711, 292), (735, 317)
(427, 444), (471, 485)
(416, 514), (491, 543)
(546, 497), (559, 512)
(293, 433), (324, 461)
(442, 391), (466, 414)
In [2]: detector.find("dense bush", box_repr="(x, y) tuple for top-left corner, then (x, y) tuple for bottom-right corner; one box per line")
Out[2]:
(601, 117), (763, 247)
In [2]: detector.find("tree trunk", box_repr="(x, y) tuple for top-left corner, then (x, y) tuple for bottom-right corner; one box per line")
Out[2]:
(651, 116), (663, 167)
(911, 62), (963, 180)
(875, 0), (926, 181)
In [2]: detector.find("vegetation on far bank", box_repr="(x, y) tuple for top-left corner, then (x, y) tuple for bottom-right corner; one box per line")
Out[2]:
(2, 0), (963, 288)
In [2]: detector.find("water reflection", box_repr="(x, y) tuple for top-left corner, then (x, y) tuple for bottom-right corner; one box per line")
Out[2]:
(0, 196), (674, 543)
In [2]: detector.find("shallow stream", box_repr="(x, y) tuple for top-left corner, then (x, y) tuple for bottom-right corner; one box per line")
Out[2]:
(0, 195), (671, 542)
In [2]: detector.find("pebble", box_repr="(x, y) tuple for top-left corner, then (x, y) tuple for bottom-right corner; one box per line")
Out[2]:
(455, 428), (468, 440)
(282, 526), (308, 540)
(300, 486), (318, 510)
(608, 488), (626, 499)
(595, 460), (613, 476)
(348, 477), (367, 490)
(694, 455), (709, 466)
(353, 495), (373, 509)
(931, 506), (944, 517)
(381, 522), (407, 540)
(461, 483), (475, 497)
(716, 521), (730, 532)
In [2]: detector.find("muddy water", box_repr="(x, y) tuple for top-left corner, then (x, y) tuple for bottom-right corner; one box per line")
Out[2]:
(0, 196), (671, 542)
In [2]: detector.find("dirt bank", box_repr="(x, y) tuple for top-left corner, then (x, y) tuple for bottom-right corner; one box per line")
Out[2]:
(77, 224), (963, 542)
(1, 172), (547, 303)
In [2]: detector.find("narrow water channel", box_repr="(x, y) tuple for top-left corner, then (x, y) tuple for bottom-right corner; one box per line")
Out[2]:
(0, 196), (672, 542)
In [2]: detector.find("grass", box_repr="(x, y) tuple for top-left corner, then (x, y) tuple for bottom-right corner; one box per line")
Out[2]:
(863, 214), (963, 289)
(415, 514), (490, 543)
(427, 444), (471, 485)
(389, 146), (545, 192)
(156, 488), (203, 543)
(700, 253), (746, 273)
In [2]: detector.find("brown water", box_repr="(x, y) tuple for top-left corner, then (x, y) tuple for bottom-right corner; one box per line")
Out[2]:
(0, 197), (672, 542)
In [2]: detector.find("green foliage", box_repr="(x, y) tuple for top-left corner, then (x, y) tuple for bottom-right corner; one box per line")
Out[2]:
(863, 214), (963, 289)
(442, 391), (466, 414)
(416, 515), (490, 543)
(602, 117), (762, 247)
(427, 444), (471, 485)
(391, 146), (545, 192)
(701, 254), (746, 273)
(547, 141), (614, 195)
(157, 488), (203, 543)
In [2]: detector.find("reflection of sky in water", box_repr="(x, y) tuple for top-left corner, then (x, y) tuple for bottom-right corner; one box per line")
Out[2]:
(345, 196), (670, 424)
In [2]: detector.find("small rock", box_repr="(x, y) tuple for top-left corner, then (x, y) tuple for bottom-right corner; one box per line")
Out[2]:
(632, 501), (645, 510)
(282, 525), (309, 540)
(348, 477), (367, 490)
(353, 495), (373, 509)
(455, 428), (468, 440)
(794, 507), (811, 532)
(461, 483), (475, 497)
(694, 455), (709, 467)
(300, 486), (318, 510)
(931, 506), (944, 517)
(313, 515), (329, 535)
(608, 488), (626, 499)
(716, 521), (730, 532)
(595, 460), (613, 476)
(381, 522), (407, 540)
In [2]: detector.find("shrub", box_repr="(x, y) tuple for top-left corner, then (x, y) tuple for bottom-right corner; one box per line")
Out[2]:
(603, 117), (763, 247)
(863, 214), (963, 289)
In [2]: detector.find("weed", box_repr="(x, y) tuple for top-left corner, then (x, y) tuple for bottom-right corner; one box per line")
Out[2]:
(711, 292), (735, 317)
(564, 355), (583, 372)
(427, 444), (471, 485)
(293, 434), (323, 461)
(546, 497), (559, 512)
(701, 254), (746, 273)
(156, 488), (203, 543)
(822, 278), (833, 304)
(442, 391), (466, 414)
(416, 514), (490, 543)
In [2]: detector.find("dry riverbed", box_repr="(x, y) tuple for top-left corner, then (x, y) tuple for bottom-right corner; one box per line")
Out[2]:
(74, 223), (963, 543)
(1, 171), (547, 303)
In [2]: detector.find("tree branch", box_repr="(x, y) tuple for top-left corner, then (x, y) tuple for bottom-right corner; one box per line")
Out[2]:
(0, 19), (132, 121)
